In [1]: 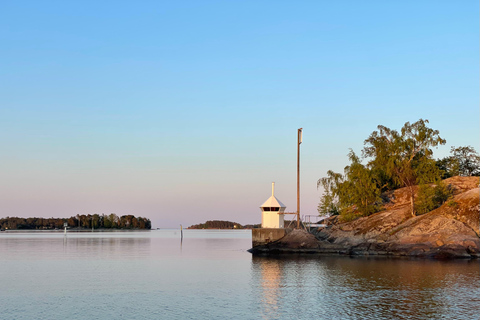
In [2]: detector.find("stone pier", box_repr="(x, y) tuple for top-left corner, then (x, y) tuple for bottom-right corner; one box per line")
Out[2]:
(251, 228), (292, 247)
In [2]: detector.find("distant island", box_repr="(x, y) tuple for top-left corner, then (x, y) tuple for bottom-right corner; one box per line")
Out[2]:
(0, 213), (151, 230)
(188, 220), (260, 229)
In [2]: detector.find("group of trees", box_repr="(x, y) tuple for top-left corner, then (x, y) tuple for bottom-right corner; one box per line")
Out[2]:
(188, 220), (260, 229)
(318, 119), (479, 220)
(0, 213), (151, 230)
(437, 145), (480, 178)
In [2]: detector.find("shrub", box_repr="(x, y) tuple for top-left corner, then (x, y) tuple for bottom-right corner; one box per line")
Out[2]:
(447, 200), (458, 208)
(415, 182), (454, 215)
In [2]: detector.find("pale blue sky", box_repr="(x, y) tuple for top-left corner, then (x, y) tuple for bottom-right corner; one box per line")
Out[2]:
(1, 1), (478, 228)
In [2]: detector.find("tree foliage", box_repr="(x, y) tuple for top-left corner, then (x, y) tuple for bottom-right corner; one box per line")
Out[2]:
(437, 146), (480, 178)
(317, 151), (380, 220)
(341, 150), (381, 216)
(318, 119), (447, 220)
(317, 170), (343, 216)
(415, 181), (454, 215)
(363, 119), (446, 216)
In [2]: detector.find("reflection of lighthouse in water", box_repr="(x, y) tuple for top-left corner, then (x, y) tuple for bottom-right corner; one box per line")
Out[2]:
(260, 182), (286, 228)
(257, 257), (282, 317)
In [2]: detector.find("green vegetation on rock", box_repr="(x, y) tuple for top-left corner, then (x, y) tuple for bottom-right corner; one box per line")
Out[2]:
(318, 119), (479, 221)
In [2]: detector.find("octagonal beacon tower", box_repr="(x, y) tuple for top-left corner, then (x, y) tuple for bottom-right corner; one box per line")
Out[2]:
(260, 182), (286, 228)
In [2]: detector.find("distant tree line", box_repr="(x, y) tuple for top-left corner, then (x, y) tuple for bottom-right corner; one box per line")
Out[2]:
(436, 145), (480, 178)
(188, 220), (260, 229)
(0, 213), (151, 230)
(317, 119), (480, 221)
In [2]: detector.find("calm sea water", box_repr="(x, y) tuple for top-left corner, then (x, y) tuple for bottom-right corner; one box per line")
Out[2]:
(1, 230), (479, 320)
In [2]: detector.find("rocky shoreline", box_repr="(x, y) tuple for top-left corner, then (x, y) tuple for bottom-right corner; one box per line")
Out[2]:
(249, 177), (480, 259)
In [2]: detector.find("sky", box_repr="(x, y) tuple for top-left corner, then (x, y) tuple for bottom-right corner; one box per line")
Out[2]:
(1, 1), (478, 228)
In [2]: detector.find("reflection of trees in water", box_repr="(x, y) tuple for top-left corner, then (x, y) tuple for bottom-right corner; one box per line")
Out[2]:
(250, 256), (479, 319)
(320, 257), (480, 319)
(71, 237), (152, 259)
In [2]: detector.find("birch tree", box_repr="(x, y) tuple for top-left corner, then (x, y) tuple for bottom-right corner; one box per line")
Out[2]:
(363, 119), (446, 216)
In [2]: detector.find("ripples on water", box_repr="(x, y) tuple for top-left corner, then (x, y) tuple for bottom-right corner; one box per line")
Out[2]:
(1, 230), (478, 320)
(250, 256), (480, 320)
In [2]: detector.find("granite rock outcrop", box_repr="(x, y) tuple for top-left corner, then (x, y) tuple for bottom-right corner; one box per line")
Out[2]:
(249, 177), (479, 259)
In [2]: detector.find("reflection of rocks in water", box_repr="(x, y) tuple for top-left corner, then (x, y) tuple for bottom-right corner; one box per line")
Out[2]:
(340, 258), (480, 319)
(250, 256), (479, 319)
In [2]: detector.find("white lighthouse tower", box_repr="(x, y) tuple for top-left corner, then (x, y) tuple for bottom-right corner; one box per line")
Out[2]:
(260, 182), (286, 228)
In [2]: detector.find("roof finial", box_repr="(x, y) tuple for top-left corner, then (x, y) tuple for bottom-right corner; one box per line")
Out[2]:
(272, 182), (275, 197)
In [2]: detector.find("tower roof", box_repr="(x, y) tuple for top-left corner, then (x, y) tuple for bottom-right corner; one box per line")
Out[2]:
(260, 195), (286, 208)
(260, 182), (286, 208)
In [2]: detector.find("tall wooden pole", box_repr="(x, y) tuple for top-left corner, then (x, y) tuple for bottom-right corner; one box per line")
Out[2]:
(297, 128), (302, 229)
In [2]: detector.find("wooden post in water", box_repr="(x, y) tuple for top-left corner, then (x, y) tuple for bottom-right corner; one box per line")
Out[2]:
(297, 128), (302, 229)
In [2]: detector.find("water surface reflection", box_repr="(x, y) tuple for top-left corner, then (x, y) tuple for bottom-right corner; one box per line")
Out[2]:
(251, 255), (480, 320)
(1, 231), (478, 320)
